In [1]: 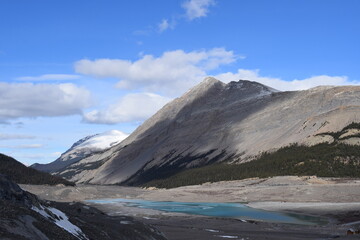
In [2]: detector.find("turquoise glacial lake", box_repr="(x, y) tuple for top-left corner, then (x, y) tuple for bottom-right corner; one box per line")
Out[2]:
(86, 198), (325, 225)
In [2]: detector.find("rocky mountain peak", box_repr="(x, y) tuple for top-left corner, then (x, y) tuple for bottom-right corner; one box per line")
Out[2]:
(201, 76), (222, 85)
(180, 78), (277, 108)
(183, 77), (225, 97)
(225, 79), (279, 93)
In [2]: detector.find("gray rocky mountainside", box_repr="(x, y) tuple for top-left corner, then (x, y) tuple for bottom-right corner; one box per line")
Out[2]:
(51, 77), (360, 185)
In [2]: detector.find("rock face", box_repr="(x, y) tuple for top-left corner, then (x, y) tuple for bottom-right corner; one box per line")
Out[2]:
(53, 77), (360, 185)
(32, 130), (128, 173)
(0, 174), (166, 240)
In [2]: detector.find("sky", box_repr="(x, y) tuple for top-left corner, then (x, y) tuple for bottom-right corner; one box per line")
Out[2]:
(0, 0), (359, 165)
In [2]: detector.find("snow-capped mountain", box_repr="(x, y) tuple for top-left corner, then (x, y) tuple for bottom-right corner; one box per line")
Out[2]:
(46, 78), (360, 185)
(73, 130), (129, 151)
(32, 130), (128, 173)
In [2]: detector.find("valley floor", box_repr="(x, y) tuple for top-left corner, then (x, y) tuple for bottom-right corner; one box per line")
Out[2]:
(21, 176), (360, 239)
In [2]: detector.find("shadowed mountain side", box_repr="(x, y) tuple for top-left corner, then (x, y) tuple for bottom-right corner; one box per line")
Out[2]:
(0, 153), (74, 186)
(53, 78), (360, 185)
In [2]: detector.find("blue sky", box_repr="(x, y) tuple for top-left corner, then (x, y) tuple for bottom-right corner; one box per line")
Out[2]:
(0, 0), (359, 165)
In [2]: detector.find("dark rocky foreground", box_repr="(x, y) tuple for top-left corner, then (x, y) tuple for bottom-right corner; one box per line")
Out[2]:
(0, 174), (166, 240)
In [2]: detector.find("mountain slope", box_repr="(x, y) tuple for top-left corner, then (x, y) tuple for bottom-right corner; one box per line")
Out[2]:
(144, 123), (360, 188)
(32, 130), (128, 173)
(55, 77), (360, 185)
(0, 153), (74, 186)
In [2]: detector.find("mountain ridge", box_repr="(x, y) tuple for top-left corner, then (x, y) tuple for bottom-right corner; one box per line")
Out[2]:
(44, 78), (360, 185)
(0, 153), (74, 186)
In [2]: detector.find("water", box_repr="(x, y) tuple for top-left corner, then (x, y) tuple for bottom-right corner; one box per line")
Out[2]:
(86, 198), (326, 225)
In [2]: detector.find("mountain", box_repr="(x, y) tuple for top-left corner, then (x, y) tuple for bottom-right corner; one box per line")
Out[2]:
(51, 77), (360, 185)
(0, 153), (74, 186)
(144, 122), (360, 188)
(32, 130), (128, 173)
(0, 174), (166, 240)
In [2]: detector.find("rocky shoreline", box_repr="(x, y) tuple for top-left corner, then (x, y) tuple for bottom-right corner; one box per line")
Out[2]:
(21, 176), (360, 239)
(86, 201), (357, 240)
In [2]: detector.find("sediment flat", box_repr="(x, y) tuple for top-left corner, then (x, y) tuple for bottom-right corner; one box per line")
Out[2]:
(21, 176), (360, 239)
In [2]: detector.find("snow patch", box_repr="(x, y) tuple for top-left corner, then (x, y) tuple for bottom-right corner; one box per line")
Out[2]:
(76, 130), (128, 150)
(120, 220), (133, 224)
(32, 205), (88, 240)
(216, 235), (239, 239)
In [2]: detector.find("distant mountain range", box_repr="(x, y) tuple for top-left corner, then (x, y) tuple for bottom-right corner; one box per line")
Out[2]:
(32, 77), (360, 185)
(32, 130), (128, 173)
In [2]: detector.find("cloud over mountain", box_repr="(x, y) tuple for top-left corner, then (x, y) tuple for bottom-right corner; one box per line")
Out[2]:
(215, 69), (357, 91)
(75, 46), (360, 125)
(75, 48), (237, 97)
(83, 93), (171, 124)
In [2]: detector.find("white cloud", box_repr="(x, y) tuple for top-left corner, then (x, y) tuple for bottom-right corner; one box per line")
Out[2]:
(0, 133), (35, 140)
(136, 0), (215, 35)
(158, 19), (170, 32)
(51, 152), (63, 158)
(215, 69), (356, 91)
(0, 144), (43, 149)
(158, 18), (176, 32)
(16, 74), (81, 81)
(10, 153), (49, 160)
(132, 29), (152, 36)
(182, 0), (215, 20)
(75, 48), (238, 96)
(0, 82), (92, 121)
(83, 93), (171, 124)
